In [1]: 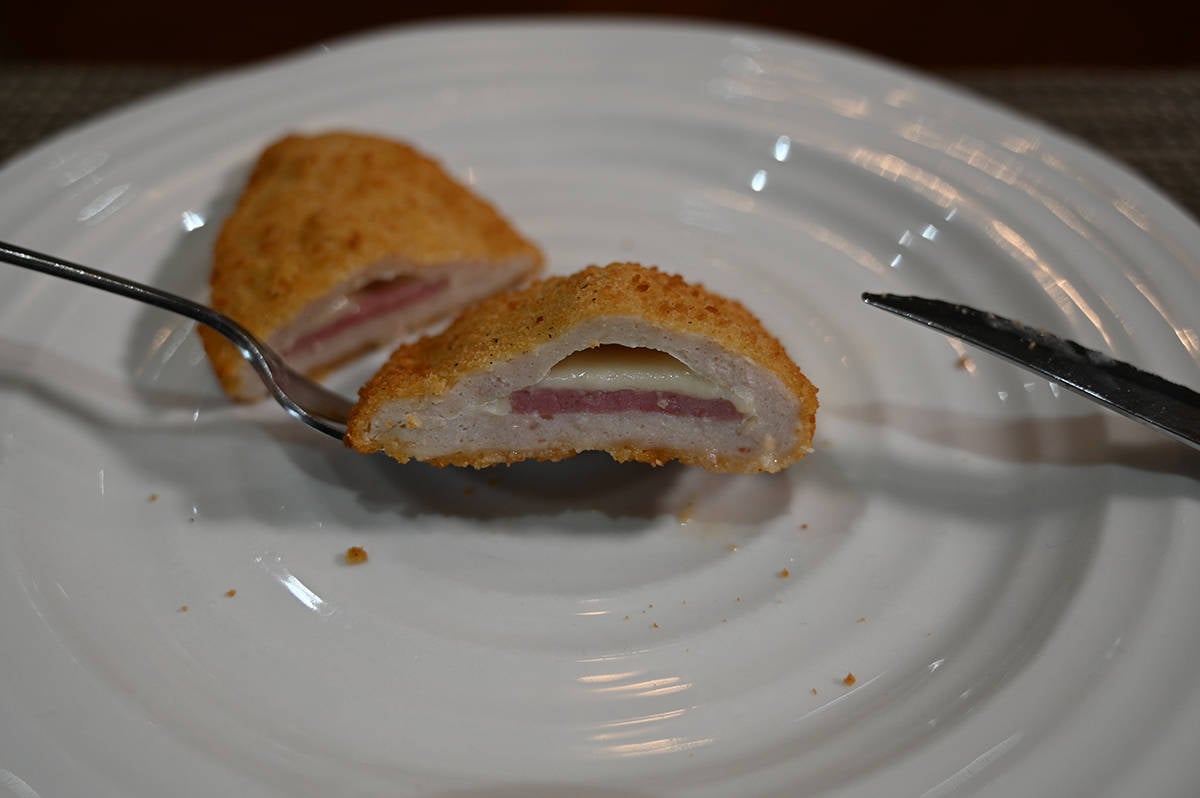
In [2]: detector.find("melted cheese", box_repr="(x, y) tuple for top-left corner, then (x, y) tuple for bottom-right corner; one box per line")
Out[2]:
(536, 345), (727, 400)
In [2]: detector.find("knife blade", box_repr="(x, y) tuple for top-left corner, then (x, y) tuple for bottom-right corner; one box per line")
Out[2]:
(861, 293), (1200, 451)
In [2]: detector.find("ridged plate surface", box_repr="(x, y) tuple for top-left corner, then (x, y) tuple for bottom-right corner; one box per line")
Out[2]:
(1, 20), (1198, 798)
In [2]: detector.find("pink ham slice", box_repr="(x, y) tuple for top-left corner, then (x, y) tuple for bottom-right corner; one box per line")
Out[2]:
(510, 388), (741, 420)
(285, 277), (448, 359)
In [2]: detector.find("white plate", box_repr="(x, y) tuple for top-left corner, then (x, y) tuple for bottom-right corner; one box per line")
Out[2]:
(2, 19), (1199, 798)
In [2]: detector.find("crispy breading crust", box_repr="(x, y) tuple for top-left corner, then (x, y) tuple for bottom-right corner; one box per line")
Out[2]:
(347, 262), (819, 470)
(200, 131), (543, 397)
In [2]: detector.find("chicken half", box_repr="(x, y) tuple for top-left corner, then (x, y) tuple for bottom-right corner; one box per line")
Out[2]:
(346, 263), (818, 473)
(201, 132), (544, 400)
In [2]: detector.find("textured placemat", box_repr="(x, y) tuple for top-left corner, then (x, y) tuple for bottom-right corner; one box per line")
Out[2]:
(2, 64), (1198, 220)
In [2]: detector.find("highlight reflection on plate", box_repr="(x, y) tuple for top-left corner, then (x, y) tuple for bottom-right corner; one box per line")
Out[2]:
(1, 19), (1199, 798)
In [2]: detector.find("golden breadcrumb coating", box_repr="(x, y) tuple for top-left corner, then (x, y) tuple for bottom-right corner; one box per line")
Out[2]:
(347, 262), (819, 470)
(200, 131), (543, 397)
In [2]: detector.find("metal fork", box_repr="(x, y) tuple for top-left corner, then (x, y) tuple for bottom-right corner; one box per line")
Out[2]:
(0, 241), (352, 439)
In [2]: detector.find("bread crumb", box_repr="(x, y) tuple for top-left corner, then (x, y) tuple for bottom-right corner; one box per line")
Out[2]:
(676, 503), (695, 524)
(800, 523), (808, 530)
(955, 355), (974, 370)
(778, 568), (790, 578)
(735, 596), (741, 602)
(623, 615), (630, 621)
(225, 589), (237, 598)
(148, 493), (159, 503)
(857, 616), (867, 623)
(345, 546), (369, 565)
(727, 543), (738, 553)
(810, 688), (818, 695)
(178, 605), (189, 613)
(843, 672), (857, 686)
(1027, 340), (1037, 350)
(651, 622), (659, 629)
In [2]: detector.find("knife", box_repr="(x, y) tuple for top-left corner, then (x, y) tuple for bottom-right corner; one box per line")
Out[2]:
(861, 293), (1200, 451)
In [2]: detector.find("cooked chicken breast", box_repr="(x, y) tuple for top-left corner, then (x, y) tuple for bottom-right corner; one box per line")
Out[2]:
(346, 263), (818, 473)
(201, 131), (544, 400)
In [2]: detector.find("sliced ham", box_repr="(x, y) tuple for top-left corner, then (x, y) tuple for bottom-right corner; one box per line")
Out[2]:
(283, 277), (449, 361)
(510, 388), (742, 420)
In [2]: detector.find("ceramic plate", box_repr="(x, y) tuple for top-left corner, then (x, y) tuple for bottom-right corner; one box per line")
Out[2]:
(1, 20), (1198, 798)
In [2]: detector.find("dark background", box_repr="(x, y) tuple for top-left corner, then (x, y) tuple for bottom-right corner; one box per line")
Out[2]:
(1, 1), (1195, 68)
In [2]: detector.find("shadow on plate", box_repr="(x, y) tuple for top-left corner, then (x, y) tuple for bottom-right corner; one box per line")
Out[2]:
(121, 163), (246, 411)
(423, 787), (656, 798)
(832, 401), (1200, 480)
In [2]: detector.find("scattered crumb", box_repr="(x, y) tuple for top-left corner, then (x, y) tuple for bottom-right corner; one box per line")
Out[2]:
(955, 355), (974, 370)
(676, 503), (695, 524)
(810, 688), (818, 695)
(147, 493), (159, 503)
(463, 486), (475, 496)
(648, 603), (654, 608)
(775, 599), (783, 604)
(651, 622), (659, 629)
(225, 589), (237, 598)
(735, 596), (741, 602)
(1027, 340), (1037, 350)
(681, 599), (686, 605)
(857, 616), (867, 623)
(623, 615), (630, 621)
(800, 523), (808, 530)
(843, 672), (857, 687)
(721, 618), (728, 623)
(345, 546), (369, 565)
(188, 517), (195, 523)
(727, 543), (738, 553)
(178, 605), (189, 613)
(778, 568), (790, 579)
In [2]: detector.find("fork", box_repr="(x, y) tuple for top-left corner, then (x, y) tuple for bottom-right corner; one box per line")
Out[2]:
(0, 241), (352, 439)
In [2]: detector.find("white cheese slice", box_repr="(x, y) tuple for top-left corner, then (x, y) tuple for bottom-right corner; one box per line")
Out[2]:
(536, 345), (730, 401)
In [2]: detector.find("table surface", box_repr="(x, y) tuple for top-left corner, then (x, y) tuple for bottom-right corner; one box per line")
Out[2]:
(2, 63), (1198, 223)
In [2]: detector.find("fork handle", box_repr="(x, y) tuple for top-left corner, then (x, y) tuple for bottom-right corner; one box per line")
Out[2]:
(0, 240), (261, 359)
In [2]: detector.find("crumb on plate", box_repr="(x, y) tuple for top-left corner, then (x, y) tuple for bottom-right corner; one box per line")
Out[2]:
(345, 545), (369, 565)
(778, 568), (790, 578)
(225, 589), (237, 598)
(843, 672), (857, 686)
